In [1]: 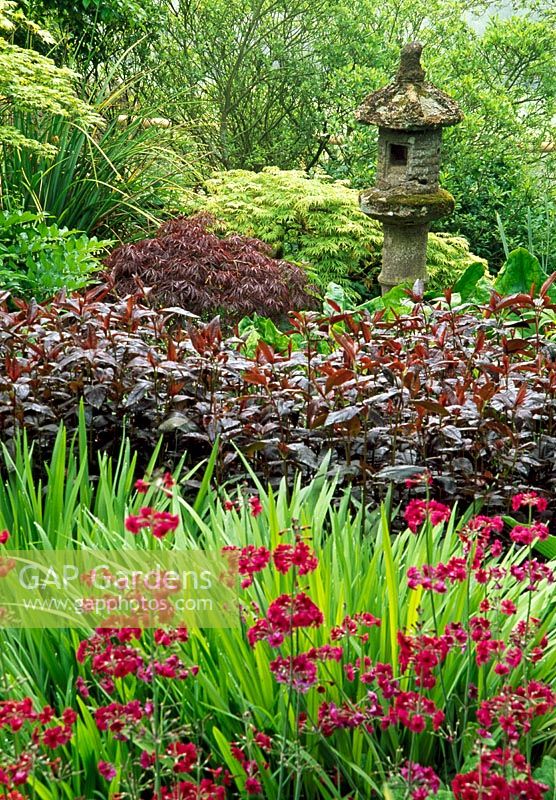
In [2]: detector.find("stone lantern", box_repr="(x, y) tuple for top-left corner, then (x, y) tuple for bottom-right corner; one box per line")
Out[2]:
(356, 42), (463, 294)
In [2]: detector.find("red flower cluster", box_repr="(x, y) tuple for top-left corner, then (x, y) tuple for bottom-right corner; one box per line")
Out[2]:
(247, 592), (324, 647)
(317, 701), (369, 737)
(0, 699), (37, 732)
(398, 632), (453, 688)
(399, 761), (441, 800)
(383, 692), (445, 734)
(222, 545), (271, 588)
(269, 653), (317, 692)
(94, 700), (152, 736)
(407, 557), (467, 593)
(154, 626), (189, 646)
(91, 643), (144, 678)
(403, 499), (451, 533)
(230, 739), (266, 795)
(317, 659), (447, 737)
(511, 491), (547, 512)
(167, 742), (198, 774)
(249, 496), (263, 517)
(41, 710), (75, 749)
(157, 778), (226, 799)
(452, 748), (549, 799)
(457, 515), (504, 568)
(407, 510), (554, 652)
(0, 754), (31, 792)
(330, 612), (381, 641)
(0, 701), (77, 797)
(125, 507), (179, 538)
(476, 681), (556, 741)
(224, 538), (319, 589)
(404, 470), (433, 489)
(510, 558), (554, 591)
(510, 521), (549, 545)
(98, 760), (117, 780)
(305, 644), (343, 662)
(78, 628), (194, 684)
(273, 541), (318, 575)
(0, 700), (75, 748)
(509, 618), (547, 664)
(135, 471), (175, 495)
(0, 529), (9, 545)
(222, 495), (262, 517)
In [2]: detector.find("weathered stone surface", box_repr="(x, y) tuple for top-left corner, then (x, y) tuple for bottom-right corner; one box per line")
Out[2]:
(356, 42), (463, 294)
(379, 223), (429, 291)
(376, 129), (442, 192)
(359, 187), (455, 224)
(356, 43), (463, 130)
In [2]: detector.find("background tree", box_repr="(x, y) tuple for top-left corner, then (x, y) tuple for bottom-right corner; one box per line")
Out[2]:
(6, 0), (554, 268)
(163, 0), (332, 169)
(22, 0), (168, 85)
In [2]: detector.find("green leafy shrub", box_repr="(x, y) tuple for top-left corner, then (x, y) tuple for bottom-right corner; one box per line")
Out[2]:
(0, 5), (198, 239)
(0, 0), (100, 156)
(494, 247), (555, 298)
(180, 168), (487, 297)
(0, 209), (108, 300)
(4, 109), (195, 238)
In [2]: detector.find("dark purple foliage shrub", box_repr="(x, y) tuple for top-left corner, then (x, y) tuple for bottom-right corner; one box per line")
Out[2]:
(104, 214), (315, 320)
(1, 284), (556, 513)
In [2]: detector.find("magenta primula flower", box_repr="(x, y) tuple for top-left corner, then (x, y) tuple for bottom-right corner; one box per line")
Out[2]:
(453, 748), (549, 800)
(270, 653), (318, 692)
(247, 592), (324, 647)
(248, 496), (263, 517)
(125, 507), (179, 539)
(98, 761), (117, 780)
(273, 541), (318, 575)
(399, 761), (441, 800)
(510, 522), (549, 545)
(511, 492), (547, 513)
(403, 499), (451, 533)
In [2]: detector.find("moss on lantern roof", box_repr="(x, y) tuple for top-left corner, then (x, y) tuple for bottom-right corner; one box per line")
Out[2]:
(356, 42), (463, 131)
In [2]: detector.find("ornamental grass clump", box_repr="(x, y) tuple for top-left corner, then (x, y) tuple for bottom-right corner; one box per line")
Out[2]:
(105, 213), (316, 320)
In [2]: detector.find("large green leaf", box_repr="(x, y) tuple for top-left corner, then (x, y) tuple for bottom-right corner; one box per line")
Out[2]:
(452, 261), (485, 299)
(494, 246), (547, 296)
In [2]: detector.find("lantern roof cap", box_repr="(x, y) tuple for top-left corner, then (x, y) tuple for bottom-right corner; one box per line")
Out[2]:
(356, 42), (463, 131)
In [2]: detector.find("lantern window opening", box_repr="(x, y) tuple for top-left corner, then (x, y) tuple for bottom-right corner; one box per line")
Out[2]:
(389, 143), (408, 166)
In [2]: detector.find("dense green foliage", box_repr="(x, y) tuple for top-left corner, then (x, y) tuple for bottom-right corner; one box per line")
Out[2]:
(25, 0), (167, 82)
(13, 0), (554, 268)
(3, 108), (191, 237)
(181, 168), (487, 295)
(1, 3), (196, 239)
(0, 0), (99, 155)
(0, 209), (107, 299)
(0, 5), (554, 800)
